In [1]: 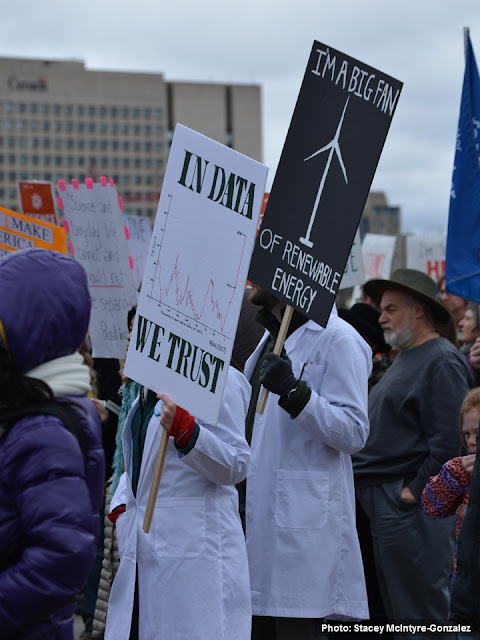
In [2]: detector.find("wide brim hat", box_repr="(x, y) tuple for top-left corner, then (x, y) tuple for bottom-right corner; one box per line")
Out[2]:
(363, 268), (451, 325)
(338, 303), (391, 354)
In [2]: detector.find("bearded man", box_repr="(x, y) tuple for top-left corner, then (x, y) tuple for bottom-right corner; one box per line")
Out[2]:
(353, 269), (471, 627)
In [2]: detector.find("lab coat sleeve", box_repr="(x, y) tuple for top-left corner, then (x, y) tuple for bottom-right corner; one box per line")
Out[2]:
(294, 331), (371, 454)
(110, 472), (127, 512)
(180, 367), (251, 486)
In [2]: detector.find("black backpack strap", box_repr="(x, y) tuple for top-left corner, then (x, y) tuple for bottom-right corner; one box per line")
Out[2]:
(0, 400), (89, 468)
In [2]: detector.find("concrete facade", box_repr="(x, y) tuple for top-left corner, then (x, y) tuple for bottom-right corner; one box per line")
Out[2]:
(0, 57), (262, 218)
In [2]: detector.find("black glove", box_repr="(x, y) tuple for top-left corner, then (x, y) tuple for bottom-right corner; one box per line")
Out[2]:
(260, 352), (297, 397)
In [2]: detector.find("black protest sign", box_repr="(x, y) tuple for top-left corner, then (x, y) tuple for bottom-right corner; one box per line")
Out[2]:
(249, 41), (403, 327)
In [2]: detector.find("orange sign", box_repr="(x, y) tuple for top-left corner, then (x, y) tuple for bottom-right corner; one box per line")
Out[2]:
(17, 181), (58, 225)
(0, 206), (66, 257)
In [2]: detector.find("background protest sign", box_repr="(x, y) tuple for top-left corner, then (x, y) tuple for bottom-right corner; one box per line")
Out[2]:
(124, 124), (268, 425)
(0, 205), (66, 257)
(124, 214), (152, 291)
(362, 232), (397, 280)
(18, 180), (58, 225)
(407, 233), (446, 281)
(58, 177), (137, 359)
(249, 40), (402, 327)
(339, 228), (364, 289)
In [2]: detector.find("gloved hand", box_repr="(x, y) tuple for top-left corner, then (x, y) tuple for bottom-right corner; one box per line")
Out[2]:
(169, 405), (197, 450)
(260, 352), (297, 398)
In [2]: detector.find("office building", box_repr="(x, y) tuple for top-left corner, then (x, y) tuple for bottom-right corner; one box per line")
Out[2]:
(0, 57), (262, 218)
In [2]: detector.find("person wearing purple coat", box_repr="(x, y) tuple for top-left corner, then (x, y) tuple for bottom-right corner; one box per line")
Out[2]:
(0, 248), (104, 639)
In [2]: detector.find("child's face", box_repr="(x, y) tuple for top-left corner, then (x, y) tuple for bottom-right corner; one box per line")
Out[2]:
(462, 410), (480, 454)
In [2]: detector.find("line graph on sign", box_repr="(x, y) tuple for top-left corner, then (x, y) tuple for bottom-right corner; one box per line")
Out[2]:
(146, 193), (247, 340)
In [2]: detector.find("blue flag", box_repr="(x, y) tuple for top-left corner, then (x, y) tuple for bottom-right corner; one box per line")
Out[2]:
(446, 31), (480, 302)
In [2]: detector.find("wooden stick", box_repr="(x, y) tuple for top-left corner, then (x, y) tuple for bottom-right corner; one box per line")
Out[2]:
(256, 304), (295, 415)
(142, 427), (169, 533)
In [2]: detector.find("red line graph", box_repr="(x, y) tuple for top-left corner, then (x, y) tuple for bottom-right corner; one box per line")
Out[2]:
(157, 233), (246, 333)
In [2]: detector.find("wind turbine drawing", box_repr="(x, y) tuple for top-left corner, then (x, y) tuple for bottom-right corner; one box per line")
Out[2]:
(299, 97), (350, 249)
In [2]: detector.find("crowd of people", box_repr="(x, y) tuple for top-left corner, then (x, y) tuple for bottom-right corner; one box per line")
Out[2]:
(1, 247), (480, 640)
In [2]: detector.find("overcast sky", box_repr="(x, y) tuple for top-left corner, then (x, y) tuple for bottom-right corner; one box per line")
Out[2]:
(1, 1), (480, 234)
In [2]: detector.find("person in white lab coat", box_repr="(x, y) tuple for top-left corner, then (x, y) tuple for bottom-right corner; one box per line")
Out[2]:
(243, 286), (372, 640)
(104, 365), (251, 640)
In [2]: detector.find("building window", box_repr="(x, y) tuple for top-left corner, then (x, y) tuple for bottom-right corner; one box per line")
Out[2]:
(30, 104), (38, 114)
(18, 138), (27, 148)
(134, 158), (141, 168)
(123, 158), (130, 168)
(19, 155), (27, 165)
(18, 103), (26, 113)
(78, 157), (85, 166)
(133, 108), (140, 118)
(89, 140), (97, 150)
(42, 139), (50, 149)
(66, 139), (74, 150)
(8, 171), (16, 180)
(99, 106), (106, 117)
(87, 106), (95, 117)
(55, 156), (62, 166)
(54, 139), (62, 149)
(99, 123), (107, 134)
(111, 141), (118, 151)
(8, 154), (15, 163)
(76, 105), (84, 117)
(54, 104), (62, 115)
(77, 122), (85, 133)
(153, 108), (162, 118)
(100, 140), (108, 150)
(43, 156), (51, 165)
(134, 142), (141, 152)
(77, 140), (84, 150)
(43, 121), (50, 132)
(31, 138), (39, 148)
(122, 141), (129, 151)
(40, 103), (49, 115)
(121, 107), (129, 118)
(65, 105), (72, 116)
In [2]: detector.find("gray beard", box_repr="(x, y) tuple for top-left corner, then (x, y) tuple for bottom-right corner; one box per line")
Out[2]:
(384, 325), (415, 350)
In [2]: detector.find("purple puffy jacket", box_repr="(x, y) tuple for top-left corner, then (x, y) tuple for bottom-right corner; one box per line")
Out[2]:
(0, 249), (104, 639)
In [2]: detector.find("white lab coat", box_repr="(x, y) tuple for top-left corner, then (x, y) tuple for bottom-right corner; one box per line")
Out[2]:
(245, 307), (371, 620)
(105, 367), (252, 640)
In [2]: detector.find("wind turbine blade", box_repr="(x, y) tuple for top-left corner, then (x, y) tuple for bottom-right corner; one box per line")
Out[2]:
(334, 146), (348, 184)
(304, 141), (333, 162)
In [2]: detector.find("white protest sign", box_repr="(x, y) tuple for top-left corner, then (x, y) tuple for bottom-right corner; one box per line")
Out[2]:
(58, 177), (137, 359)
(123, 125), (268, 425)
(362, 233), (397, 280)
(124, 215), (152, 291)
(406, 233), (446, 281)
(339, 228), (365, 289)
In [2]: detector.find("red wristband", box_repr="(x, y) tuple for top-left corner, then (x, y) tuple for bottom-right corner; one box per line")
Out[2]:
(170, 406), (195, 449)
(108, 505), (126, 524)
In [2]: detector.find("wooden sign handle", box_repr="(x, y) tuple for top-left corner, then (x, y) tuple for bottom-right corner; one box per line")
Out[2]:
(142, 427), (169, 533)
(256, 304), (295, 415)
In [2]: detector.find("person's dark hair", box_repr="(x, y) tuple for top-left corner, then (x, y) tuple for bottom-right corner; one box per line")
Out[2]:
(127, 306), (137, 330)
(0, 346), (53, 411)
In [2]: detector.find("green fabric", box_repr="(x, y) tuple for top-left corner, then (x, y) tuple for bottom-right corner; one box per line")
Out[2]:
(110, 380), (142, 496)
(131, 388), (158, 497)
